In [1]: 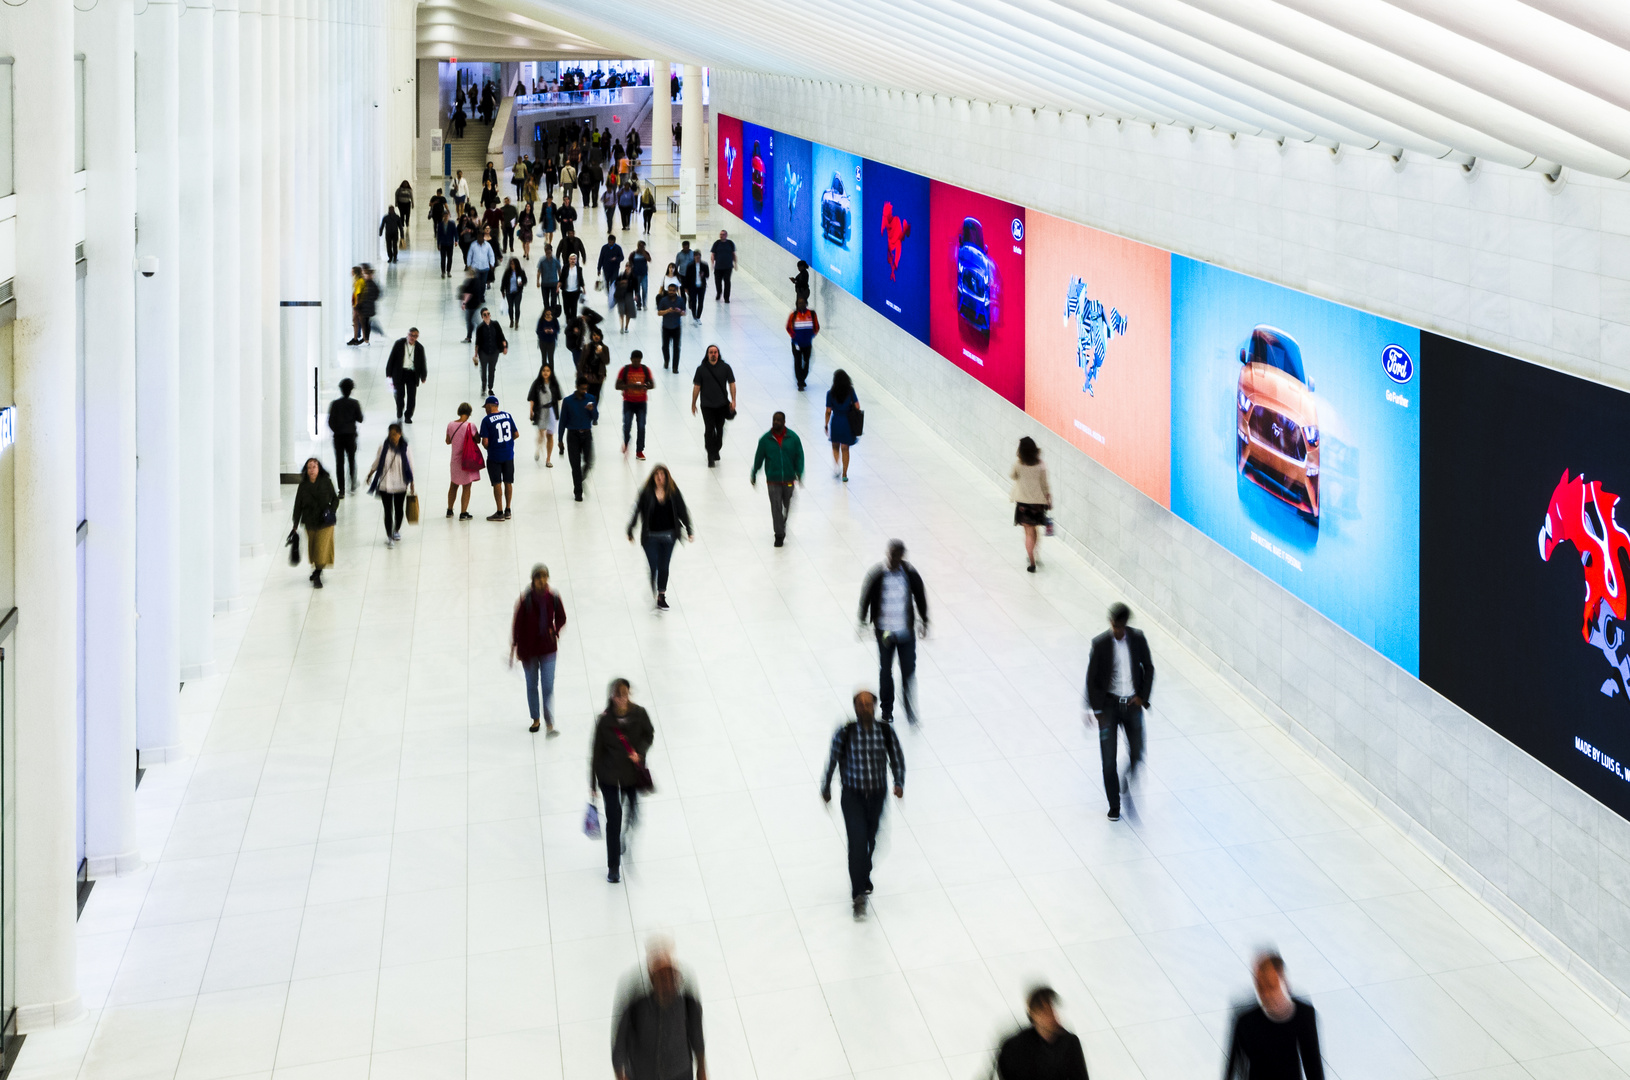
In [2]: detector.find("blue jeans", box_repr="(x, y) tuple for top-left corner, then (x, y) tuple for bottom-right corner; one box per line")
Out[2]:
(523, 654), (557, 723)
(636, 275), (648, 308)
(621, 401), (647, 453)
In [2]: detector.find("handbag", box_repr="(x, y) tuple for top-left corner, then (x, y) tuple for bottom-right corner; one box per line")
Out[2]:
(286, 528), (301, 566)
(319, 508), (337, 528)
(405, 494), (420, 525)
(583, 801), (602, 839)
(614, 730), (655, 793)
(459, 422), (486, 472)
(847, 401), (865, 438)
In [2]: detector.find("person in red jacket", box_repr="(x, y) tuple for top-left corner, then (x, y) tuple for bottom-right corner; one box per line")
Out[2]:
(510, 564), (568, 734)
(786, 300), (821, 391)
(615, 349), (656, 459)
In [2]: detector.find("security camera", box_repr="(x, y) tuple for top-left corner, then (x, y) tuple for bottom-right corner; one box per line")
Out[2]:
(137, 256), (159, 278)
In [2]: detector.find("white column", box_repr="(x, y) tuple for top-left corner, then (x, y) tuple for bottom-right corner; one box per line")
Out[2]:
(281, 0), (320, 470)
(239, 0), (265, 549)
(11, 0), (85, 1032)
(679, 64), (703, 236)
(650, 61), (672, 188)
(213, 0), (242, 607)
(134, 0), (182, 762)
(176, 0), (215, 678)
(77, 0), (141, 879)
(260, 0), (282, 504)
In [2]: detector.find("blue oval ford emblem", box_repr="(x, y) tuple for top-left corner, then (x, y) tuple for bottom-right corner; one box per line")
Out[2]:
(1382, 344), (1413, 384)
(1010, 218), (1024, 242)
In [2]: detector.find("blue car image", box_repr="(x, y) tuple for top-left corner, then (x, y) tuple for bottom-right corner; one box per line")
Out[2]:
(820, 172), (851, 247)
(956, 217), (997, 333)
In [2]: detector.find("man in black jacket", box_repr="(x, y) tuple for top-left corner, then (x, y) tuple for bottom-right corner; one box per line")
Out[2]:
(1084, 602), (1154, 821)
(385, 327), (428, 423)
(858, 540), (929, 725)
(472, 309), (508, 398)
(326, 378), (363, 496)
(995, 987), (1090, 1080)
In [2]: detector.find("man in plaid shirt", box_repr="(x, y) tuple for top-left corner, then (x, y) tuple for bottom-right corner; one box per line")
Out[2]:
(821, 691), (905, 920)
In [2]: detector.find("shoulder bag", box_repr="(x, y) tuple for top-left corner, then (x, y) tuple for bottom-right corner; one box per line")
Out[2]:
(613, 729), (655, 793)
(847, 398), (865, 438)
(704, 362), (736, 421)
(459, 422), (486, 472)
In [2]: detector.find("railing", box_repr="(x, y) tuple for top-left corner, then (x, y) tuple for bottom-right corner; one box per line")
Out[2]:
(513, 87), (646, 111)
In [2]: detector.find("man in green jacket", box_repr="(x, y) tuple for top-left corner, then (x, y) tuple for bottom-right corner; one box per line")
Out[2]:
(750, 411), (804, 547)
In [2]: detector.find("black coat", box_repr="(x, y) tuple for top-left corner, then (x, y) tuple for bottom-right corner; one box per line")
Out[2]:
(1084, 627), (1155, 711)
(627, 485), (692, 545)
(590, 706), (654, 788)
(858, 562), (929, 637)
(385, 338), (427, 384)
(292, 471), (338, 530)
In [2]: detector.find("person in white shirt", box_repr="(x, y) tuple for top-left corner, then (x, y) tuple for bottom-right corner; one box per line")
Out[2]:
(1084, 603), (1155, 821)
(857, 540), (930, 725)
(466, 227), (498, 287)
(452, 170), (471, 214)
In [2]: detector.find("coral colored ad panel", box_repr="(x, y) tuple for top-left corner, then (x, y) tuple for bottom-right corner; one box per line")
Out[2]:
(740, 121), (774, 237)
(809, 143), (864, 299)
(861, 159), (931, 344)
(1170, 256), (1421, 673)
(715, 115), (744, 220)
(927, 181), (1026, 409)
(1023, 211), (1170, 507)
(772, 133), (813, 259)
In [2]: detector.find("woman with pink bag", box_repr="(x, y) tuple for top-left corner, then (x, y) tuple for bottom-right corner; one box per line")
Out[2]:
(445, 402), (485, 520)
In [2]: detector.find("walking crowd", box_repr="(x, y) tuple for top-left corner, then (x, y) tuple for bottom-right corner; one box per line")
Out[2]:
(286, 186), (1328, 1080)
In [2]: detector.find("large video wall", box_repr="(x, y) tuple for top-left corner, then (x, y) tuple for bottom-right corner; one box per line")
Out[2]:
(718, 113), (1630, 820)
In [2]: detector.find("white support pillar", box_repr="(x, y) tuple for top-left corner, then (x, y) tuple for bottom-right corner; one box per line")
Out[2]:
(11, 0), (85, 1032)
(239, 0), (265, 549)
(213, 0), (242, 607)
(281, 0), (320, 471)
(77, 0), (141, 880)
(650, 61), (672, 188)
(134, 0), (182, 762)
(176, 0), (215, 678)
(679, 64), (703, 237)
(260, 0), (282, 504)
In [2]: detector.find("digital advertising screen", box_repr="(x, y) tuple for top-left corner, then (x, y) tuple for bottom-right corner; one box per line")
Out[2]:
(715, 114), (743, 220)
(927, 181), (1026, 409)
(861, 159), (931, 344)
(1169, 256), (1421, 673)
(1421, 336), (1630, 820)
(810, 143), (864, 299)
(740, 121), (775, 238)
(772, 132), (813, 260)
(1024, 211), (1171, 507)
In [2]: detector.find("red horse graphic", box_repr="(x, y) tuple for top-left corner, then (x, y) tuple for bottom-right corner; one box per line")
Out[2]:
(880, 201), (910, 280)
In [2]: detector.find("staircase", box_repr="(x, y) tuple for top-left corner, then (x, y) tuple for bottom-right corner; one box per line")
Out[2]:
(444, 120), (493, 184)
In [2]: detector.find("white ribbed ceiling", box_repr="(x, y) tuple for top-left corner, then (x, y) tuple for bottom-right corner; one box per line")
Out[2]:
(434, 0), (1630, 180)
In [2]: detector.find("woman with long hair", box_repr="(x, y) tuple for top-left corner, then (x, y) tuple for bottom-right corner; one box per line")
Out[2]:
(529, 362), (563, 466)
(517, 202), (536, 259)
(626, 464), (694, 611)
(824, 369), (860, 482)
(501, 257), (528, 330)
(589, 678), (654, 883)
(292, 457), (338, 588)
(445, 403), (481, 520)
(1011, 435), (1052, 572)
(367, 422), (416, 546)
(614, 267), (637, 334)
(660, 261), (681, 294)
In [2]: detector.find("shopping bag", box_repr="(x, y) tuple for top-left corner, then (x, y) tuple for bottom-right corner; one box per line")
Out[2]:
(405, 494), (420, 525)
(583, 801), (602, 839)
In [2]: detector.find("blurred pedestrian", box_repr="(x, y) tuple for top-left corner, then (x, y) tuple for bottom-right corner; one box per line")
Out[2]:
(786, 298), (820, 390)
(511, 564), (567, 736)
(749, 411), (803, 547)
(615, 350), (655, 458)
(858, 540), (928, 725)
(1085, 602), (1154, 822)
(995, 987), (1089, 1080)
(292, 457), (338, 588)
(824, 368), (858, 481)
(1012, 436), (1052, 572)
(385, 327), (428, 424)
(501, 257), (528, 330)
(445, 402), (482, 520)
(1224, 953), (1324, 1080)
(820, 690), (904, 920)
(473, 307), (508, 398)
(326, 378), (363, 497)
(379, 206), (403, 263)
(689, 345), (736, 468)
(627, 464), (693, 612)
(657, 283), (685, 373)
(528, 362), (563, 466)
(561, 377), (597, 501)
(613, 942), (707, 1080)
(365, 423), (415, 547)
(590, 678), (654, 884)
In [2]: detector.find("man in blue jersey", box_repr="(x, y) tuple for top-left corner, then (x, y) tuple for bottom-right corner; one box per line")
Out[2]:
(478, 395), (518, 520)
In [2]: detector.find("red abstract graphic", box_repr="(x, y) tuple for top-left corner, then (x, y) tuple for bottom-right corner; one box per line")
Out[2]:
(1540, 469), (1630, 639)
(881, 201), (910, 280)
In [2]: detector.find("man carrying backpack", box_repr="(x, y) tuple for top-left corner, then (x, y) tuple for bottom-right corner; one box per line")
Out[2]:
(820, 690), (905, 921)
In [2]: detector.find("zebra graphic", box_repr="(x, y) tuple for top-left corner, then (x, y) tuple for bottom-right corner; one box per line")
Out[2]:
(1064, 277), (1127, 396)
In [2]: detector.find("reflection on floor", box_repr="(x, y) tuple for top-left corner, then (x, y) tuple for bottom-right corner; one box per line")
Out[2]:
(17, 224), (1630, 1080)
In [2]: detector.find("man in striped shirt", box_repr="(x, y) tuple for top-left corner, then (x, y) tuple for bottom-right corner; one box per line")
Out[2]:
(821, 691), (905, 920)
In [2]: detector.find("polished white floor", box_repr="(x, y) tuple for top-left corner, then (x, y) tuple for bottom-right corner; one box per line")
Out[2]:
(18, 219), (1630, 1080)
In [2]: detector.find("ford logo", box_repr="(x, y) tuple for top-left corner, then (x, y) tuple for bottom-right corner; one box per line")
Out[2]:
(1010, 218), (1024, 242)
(1382, 344), (1414, 384)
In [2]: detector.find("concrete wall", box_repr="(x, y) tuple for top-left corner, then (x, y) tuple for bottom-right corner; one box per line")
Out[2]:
(711, 68), (1630, 1013)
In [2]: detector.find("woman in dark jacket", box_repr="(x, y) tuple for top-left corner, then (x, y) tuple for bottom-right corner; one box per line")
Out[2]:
(292, 457), (339, 588)
(528, 361), (563, 465)
(614, 268), (637, 333)
(501, 257), (528, 330)
(590, 678), (654, 883)
(626, 464), (693, 611)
